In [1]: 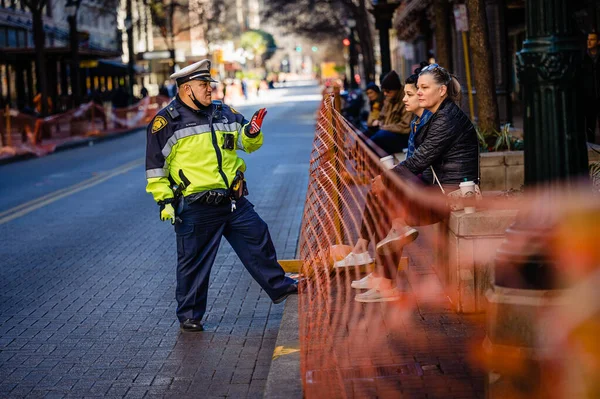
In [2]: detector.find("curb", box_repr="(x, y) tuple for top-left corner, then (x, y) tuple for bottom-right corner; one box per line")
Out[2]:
(0, 127), (145, 166)
(264, 295), (303, 399)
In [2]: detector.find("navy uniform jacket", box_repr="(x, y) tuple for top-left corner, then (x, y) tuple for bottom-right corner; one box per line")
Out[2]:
(145, 96), (263, 203)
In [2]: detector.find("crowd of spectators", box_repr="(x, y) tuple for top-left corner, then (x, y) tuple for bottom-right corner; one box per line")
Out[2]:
(335, 63), (480, 303)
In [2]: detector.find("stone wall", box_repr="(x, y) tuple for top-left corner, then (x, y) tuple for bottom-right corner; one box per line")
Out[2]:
(479, 144), (600, 192)
(433, 209), (518, 313)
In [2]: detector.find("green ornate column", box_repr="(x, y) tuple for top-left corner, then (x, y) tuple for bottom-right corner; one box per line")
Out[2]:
(486, 2), (592, 397)
(516, 0), (589, 186)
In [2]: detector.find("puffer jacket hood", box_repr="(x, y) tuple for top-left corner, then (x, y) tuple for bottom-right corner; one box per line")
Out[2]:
(394, 98), (479, 188)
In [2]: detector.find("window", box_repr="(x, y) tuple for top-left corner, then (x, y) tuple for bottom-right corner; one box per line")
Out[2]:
(7, 29), (17, 47)
(17, 29), (25, 47)
(0, 28), (6, 48)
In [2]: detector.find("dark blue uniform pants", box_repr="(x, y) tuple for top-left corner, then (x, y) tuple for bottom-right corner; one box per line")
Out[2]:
(369, 129), (409, 156)
(174, 197), (295, 322)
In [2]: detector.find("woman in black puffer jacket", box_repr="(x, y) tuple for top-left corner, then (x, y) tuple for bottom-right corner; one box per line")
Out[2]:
(393, 64), (479, 188)
(337, 65), (479, 304)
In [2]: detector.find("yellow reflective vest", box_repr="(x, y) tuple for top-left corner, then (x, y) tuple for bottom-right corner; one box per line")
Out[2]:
(145, 97), (263, 203)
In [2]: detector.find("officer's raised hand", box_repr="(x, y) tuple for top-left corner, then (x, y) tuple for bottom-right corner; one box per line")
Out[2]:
(246, 108), (267, 136)
(160, 203), (176, 224)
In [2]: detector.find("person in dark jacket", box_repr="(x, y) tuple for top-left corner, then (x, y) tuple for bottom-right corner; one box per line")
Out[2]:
(368, 71), (412, 156)
(394, 63), (478, 188)
(340, 70), (434, 302)
(341, 64), (479, 302)
(365, 83), (384, 135)
(404, 66), (433, 159)
(371, 64), (478, 254)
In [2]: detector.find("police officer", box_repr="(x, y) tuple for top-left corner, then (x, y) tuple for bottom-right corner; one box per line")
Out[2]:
(145, 60), (297, 332)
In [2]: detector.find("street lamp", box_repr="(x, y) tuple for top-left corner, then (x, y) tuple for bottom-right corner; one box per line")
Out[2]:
(65, 0), (82, 106)
(370, 0), (401, 80)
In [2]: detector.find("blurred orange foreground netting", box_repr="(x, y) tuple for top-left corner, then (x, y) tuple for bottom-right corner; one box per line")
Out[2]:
(297, 96), (486, 398)
(297, 96), (600, 399)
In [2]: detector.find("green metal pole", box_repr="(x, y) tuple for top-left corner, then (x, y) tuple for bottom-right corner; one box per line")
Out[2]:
(516, 0), (589, 186)
(486, 5), (592, 397)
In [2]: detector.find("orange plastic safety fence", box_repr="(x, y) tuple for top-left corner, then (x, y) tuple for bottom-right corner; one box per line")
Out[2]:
(297, 96), (480, 398)
(0, 96), (169, 159)
(297, 96), (600, 399)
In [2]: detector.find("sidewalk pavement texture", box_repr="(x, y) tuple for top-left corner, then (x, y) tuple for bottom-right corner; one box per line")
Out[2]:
(0, 88), (317, 398)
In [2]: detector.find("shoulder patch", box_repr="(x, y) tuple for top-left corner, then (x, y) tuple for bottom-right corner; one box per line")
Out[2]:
(229, 106), (240, 114)
(152, 115), (168, 134)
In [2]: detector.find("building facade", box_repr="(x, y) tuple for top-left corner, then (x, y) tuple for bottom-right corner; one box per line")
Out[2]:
(392, 0), (598, 130)
(0, 0), (127, 112)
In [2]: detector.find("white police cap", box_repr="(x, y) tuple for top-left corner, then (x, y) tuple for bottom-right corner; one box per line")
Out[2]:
(170, 59), (219, 86)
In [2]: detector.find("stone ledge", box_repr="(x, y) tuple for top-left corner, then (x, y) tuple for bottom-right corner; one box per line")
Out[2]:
(448, 209), (519, 237)
(503, 151), (524, 166)
(445, 208), (519, 313)
(480, 152), (505, 167)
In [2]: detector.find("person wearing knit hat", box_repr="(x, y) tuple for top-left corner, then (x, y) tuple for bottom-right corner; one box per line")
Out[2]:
(365, 83), (384, 134)
(367, 71), (412, 156)
(380, 71), (402, 91)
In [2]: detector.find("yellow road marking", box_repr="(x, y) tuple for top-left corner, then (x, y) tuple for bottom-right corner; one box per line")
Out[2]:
(0, 158), (144, 225)
(272, 345), (300, 360)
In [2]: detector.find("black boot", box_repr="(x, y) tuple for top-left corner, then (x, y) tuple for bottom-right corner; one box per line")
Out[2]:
(273, 283), (298, 304)
(180, 319), (204, 332)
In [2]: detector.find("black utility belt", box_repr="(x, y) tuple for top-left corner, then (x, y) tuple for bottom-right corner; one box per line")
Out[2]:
(185, 189), (230, 206)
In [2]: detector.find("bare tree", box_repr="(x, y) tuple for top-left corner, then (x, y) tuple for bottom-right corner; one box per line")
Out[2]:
(466, 0), (499, 132)
(21, 0), (49, 115)
(262, 0), (376, 82)
(149, 0), (224, 71)
(432, 0), (452, 69)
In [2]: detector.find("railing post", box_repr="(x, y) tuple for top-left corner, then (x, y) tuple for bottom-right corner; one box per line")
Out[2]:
(325, 95), (341, 245)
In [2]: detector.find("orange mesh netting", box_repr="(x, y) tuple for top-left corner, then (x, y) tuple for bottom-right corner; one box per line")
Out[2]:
(297, 96), (474, 398)
(297, 96), (600, 398)
(0, 96), (170, 159)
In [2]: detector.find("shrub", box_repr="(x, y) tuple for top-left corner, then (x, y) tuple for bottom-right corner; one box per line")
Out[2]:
(476, 123), (524, 152)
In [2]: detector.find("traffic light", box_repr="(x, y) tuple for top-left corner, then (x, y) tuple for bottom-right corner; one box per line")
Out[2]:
(311, 46), (318, 52)
(343, 38), (351, 46)
(295, 46), (302, 52)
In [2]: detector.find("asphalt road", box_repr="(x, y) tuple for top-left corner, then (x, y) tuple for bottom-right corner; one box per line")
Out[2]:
(0, 84), (321, 398)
